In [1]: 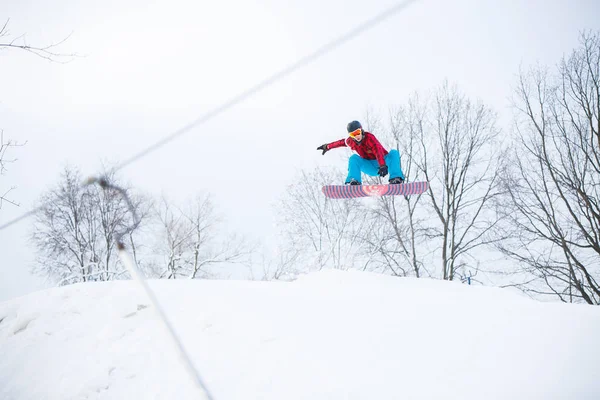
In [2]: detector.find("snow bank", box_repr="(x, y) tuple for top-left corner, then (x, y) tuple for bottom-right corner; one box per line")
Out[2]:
(1, 270), (599, 399)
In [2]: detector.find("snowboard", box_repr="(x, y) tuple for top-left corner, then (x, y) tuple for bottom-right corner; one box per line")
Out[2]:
(322, 181), (429, 199)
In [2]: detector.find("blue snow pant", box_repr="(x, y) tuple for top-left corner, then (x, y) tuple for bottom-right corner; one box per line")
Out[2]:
(345, 149), (405, 184)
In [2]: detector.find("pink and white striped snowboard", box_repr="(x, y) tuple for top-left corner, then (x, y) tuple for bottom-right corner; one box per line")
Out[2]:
(322, 181), (429, 199)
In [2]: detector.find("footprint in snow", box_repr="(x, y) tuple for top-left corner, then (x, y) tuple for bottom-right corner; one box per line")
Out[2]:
(123, 304), (150, 318)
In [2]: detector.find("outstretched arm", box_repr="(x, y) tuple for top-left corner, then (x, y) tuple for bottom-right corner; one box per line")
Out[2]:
(316, 138), (348, 155)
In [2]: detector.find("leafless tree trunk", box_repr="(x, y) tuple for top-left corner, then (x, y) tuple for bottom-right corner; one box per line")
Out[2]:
(421, 82), (504, 281)
(126, 196), (153, 272)
(154, 197), (188, 279)
(499, 31), (600, 304)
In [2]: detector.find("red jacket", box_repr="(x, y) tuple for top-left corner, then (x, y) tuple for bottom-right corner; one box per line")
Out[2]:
(326, 132), (388, 166)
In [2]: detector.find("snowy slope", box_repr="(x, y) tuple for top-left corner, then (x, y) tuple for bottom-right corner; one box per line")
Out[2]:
(1, 269), (599, 400)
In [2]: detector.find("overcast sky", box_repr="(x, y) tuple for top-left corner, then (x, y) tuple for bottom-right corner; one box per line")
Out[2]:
(1, 0), (599, 301)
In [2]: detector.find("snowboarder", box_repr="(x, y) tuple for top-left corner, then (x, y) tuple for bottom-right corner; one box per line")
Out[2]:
(316, 120), (406, 185)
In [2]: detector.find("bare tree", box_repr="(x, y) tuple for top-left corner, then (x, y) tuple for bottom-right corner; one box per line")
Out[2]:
(32, 167), (90, 284)
(499, 31), (600, 304)
(276, 167), (378, 272)
(31, 166), (145, 285)
(183, 195), (250, 279)
(152, 194), (250, 279)
(420, 82), (504, 281)
(363, 87), (504, 282)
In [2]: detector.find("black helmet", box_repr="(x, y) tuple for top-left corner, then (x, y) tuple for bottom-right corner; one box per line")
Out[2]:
(347, 120), (362, 133)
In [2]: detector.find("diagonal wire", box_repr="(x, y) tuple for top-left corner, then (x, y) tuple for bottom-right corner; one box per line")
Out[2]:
(90, 176), (214, 399)
(0, 0), (421, 231)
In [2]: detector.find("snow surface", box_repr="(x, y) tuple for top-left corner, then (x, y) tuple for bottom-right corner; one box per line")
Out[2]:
(1, 269), (599, 400)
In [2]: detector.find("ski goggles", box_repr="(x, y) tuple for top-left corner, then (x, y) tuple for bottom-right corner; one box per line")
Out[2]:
(348, 128), (362, 138)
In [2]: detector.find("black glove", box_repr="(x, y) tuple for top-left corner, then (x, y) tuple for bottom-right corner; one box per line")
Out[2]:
(378, 165), (388, 177)
(316, 144), (329, 155)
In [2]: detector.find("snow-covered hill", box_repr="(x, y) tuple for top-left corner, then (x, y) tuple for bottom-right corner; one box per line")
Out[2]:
(1, 270), (599, 399)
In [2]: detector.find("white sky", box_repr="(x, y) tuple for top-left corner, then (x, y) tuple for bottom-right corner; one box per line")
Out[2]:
(1, 0), (599, 301)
